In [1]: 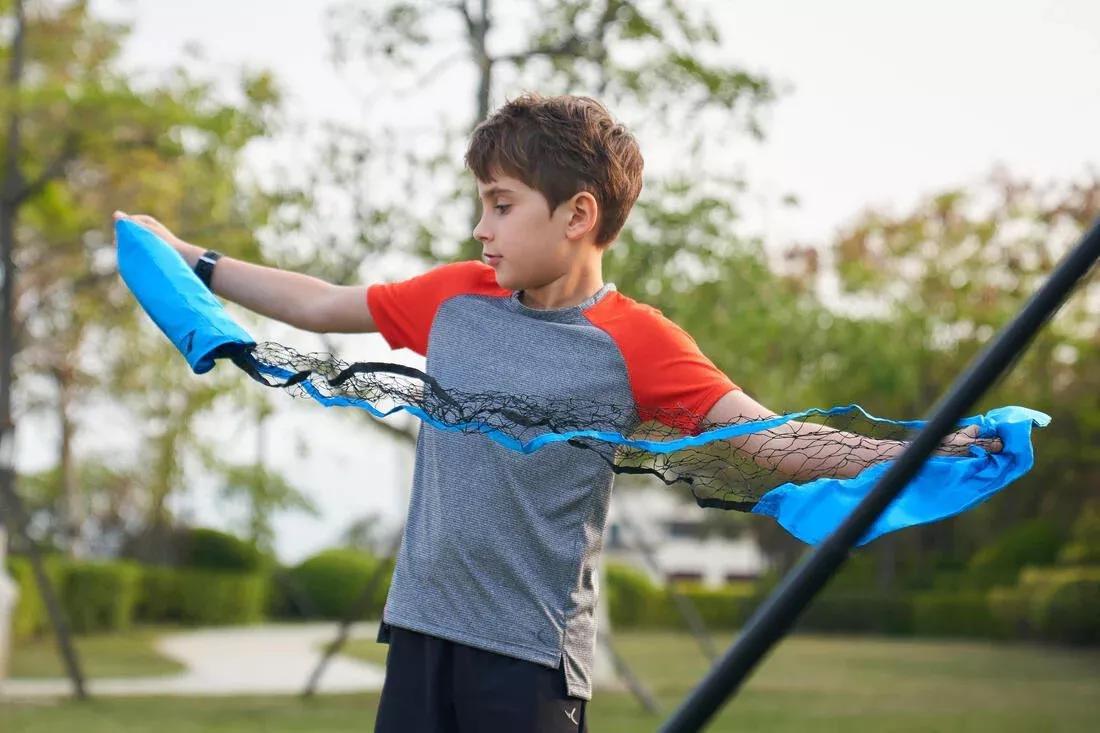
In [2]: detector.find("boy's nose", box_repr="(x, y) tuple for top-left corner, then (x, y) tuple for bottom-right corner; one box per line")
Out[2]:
(472, 218), (491, 243)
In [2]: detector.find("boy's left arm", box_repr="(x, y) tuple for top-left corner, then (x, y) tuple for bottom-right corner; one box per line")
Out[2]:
(703, 388), (1003, 482)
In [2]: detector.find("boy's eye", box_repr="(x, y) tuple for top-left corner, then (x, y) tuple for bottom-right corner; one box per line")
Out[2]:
(494, 204), (511, 215)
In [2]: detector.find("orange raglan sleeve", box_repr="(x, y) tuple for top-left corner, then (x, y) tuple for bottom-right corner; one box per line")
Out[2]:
(585, 293), (739, 434)
(366, 260), (507, 356)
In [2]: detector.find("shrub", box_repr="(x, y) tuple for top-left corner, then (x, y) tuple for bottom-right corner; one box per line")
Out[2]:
(1032, 575), (1100, 644)
(667, 583), (758, 630)
(1057, 501), (1100, 565)
(288, 549), (391, 619)
(136, 566), (267, 626)
(60, 561), (141, 634)
(6, 557), (141, 637)
(989, 565), (1100, 644)
(912, 592), (999, 639)
(797, 590), (914, 635)
(1020, 565), (1100, 644)
(181, 528), (264, 572)
(606, 564), (658, 627)
(174, 569), (267, 625)
(5, 556), (56, 641)
(967, 519), (1064, 588)
(988, 585), (1031, 638)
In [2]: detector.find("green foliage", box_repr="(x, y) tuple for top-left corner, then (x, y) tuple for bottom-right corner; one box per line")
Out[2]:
(287, 549), (392, 619)
(912, 592), (999, 639)
(135, 566), (183, 623)
(988, 585), (1031, 638)
(670, 583), (759, 630)
(824, 177), (1100, 564)
(1033, 575), (1100, 644)
(967, 519), (1065, 587)
(7, 0), (293, 549)
(215, 454), (319, 552)
(135, 566), (267, 626)
(606, 563), (926, 635)
(608, 562), (1025, 641)
(990, 565), (1100, 644)
(5, 556), (64, 641)
(605, 563), (656, 627)
(181, 527), (264, 572)
(1058, 501), (1100, 565)
(604, 564), (759, 630)
(59, 561), (142, 634)
(8, 556), (272, 635)
(797, 591), (914, 635)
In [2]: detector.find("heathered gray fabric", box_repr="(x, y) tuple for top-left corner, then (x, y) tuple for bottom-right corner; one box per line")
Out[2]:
(381, 284), (637, 700)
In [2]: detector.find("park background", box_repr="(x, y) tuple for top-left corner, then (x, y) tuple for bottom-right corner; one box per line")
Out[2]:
(1, 0), (1098, 731)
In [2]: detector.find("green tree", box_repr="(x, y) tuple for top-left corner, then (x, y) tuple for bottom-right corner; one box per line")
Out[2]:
(5, 0), (292, 556)
(278, 0), (774, 273)
(214, 399), (319, 552)
(809, 171), (1100, 579)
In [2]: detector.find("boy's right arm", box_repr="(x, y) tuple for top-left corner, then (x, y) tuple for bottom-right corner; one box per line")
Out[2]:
(114, 212), (376, 334)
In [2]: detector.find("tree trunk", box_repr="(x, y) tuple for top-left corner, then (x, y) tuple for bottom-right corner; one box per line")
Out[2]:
(55, 366), (85, 558)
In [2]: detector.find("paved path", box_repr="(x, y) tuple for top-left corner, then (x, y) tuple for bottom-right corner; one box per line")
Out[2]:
(1, 623), (386, 699)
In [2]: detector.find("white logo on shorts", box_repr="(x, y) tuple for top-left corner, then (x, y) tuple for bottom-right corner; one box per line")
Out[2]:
(565, 706), (579, 725)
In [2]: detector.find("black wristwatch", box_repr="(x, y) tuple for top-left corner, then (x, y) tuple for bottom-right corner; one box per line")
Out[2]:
(194, 250), (223, 289)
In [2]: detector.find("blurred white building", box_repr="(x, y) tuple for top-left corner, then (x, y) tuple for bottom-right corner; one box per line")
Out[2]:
(605, 486), (770, 588)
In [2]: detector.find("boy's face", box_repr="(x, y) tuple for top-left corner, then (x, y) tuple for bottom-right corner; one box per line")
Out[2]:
(472, 173), (583, 292)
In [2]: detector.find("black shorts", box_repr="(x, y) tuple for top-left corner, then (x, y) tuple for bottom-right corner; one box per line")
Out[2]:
(374, 623), (589, 732)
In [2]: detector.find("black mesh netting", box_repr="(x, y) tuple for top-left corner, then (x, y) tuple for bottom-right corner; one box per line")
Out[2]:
(232, 343), (977, 512)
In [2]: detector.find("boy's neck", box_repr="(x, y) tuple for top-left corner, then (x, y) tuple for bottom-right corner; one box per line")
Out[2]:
(519, 259), (605, 311)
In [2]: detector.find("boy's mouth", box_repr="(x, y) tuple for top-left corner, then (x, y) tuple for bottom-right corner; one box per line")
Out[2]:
(484, 254), (502, 266)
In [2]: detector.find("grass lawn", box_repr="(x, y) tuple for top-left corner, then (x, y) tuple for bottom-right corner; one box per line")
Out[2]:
(8, 627), (186, 679)
(3, 630), (1098, 732)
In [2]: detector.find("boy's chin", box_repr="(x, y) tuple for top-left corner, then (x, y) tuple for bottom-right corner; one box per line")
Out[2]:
(491, 270), (518, 291)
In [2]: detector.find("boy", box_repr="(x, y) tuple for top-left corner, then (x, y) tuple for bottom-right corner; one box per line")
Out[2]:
(115, 93), (995, 732)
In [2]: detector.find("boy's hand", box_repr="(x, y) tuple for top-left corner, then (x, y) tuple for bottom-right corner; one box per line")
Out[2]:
(935, 424), (1003, 456)
(113, 210), (199, 265)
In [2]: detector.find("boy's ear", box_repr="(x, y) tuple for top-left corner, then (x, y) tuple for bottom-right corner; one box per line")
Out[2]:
(564, 191), (599, 242)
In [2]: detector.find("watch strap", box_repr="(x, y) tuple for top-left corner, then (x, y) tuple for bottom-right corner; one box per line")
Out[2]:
(194, 250), (223, 289)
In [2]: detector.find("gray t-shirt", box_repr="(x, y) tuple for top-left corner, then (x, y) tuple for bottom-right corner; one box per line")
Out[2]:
(367, 261), (735, 699)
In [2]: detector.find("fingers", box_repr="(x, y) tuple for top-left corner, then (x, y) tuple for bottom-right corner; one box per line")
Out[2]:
(112, 210), (163, 229)
(130, 214), (161, 228)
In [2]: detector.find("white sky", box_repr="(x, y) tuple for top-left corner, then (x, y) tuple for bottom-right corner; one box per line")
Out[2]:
(16, 0), (1099, 563)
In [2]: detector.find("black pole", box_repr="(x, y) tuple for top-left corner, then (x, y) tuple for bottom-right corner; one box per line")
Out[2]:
(660, 220), (1100, 733)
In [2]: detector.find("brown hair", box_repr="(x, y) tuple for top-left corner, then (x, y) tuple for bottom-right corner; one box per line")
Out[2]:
(465, 93), (644, 246)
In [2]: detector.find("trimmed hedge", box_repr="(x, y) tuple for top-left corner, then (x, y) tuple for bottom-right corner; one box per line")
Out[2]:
(605, 564), (654, 627)
(797, 590), (914, 635)
(136, 566), (267, 626)
(912, 592), (999, 639)
(989, 565), (1100, 644)
(605, 564), (759, 630)
(1057, 501), (1100, 565)
(181, 528), (264, 572)
(1035, 575), (1100, 644)
(603, 563), (1039, 640)
(5, 558), (144, 638)
(286, 549), (392, 620)
(61, 561), (141, 634)
(967, 519), (1065, 588)
(5, 556), (56, 641)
